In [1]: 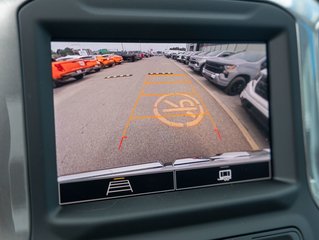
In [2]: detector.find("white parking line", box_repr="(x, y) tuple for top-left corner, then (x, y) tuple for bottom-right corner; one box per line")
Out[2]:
(172, 61), (260, 150)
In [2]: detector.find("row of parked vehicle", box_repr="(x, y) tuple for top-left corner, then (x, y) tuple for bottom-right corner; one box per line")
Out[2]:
(52, 51), (153, 87)
(165, 49), (269, 131)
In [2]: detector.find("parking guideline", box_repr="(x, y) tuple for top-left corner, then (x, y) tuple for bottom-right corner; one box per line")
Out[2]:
(118, 73), (222, 150)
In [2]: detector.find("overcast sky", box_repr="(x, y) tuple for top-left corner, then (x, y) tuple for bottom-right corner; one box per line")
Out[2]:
(51, 42), (187, 52)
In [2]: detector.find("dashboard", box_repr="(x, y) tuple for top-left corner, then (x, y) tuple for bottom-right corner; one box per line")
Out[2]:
(0, 0), (319, 239)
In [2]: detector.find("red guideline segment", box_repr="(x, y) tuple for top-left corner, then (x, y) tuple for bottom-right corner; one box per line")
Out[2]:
(214, 128), (222, 141)
(118, 136), (128, 150)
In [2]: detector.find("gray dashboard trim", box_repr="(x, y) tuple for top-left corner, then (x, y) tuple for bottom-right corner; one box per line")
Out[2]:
(0, 0), (30, 240)
(265, 0), (319, 208)
(0, 0), (316, 239)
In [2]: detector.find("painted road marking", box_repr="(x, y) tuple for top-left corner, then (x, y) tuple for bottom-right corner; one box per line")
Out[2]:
(172, 61), (259, 150)
(148, 72), (173, 75)
(153, 93), (205, 128)
(144, 80), (192, 85)
(119, 68), (224, 150)
(148, 73), (186, 77)
(131, 112), (208, 120)
(119, 83), (146, 150)
(141, 92), (194, 97)
(105, 74), (133, 79)
(190, 86), (222, 141)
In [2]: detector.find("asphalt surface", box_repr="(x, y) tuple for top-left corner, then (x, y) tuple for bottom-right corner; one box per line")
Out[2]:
(54, 56), (269, 176)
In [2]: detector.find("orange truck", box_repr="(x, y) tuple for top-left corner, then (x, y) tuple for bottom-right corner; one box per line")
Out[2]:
(51, 57), (88, 87)
(95, 55), (115, 68)
(102, 54), (123, 64)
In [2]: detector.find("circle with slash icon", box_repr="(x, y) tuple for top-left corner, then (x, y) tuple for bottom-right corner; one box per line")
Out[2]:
(153, 93), (205, 127)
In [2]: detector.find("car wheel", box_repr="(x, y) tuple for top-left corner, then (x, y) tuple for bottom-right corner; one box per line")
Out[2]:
(53, 80), (62, 88)
(74, 74), (84, 80)
(225, 76), (247, 96)
(95, 68), (101, 72)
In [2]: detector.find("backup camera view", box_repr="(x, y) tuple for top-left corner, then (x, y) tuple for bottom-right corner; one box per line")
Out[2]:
(52, 42), (270, 204)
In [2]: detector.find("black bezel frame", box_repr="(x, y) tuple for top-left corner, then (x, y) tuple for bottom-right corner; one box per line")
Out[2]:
(18, 0), (309, 239)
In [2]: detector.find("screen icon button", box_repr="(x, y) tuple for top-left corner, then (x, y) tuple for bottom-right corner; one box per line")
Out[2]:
(106, 178), (133, 196)
(217, 169), (232, 182)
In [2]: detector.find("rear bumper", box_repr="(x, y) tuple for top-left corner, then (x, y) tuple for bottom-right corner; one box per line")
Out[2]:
(86, 65), (101, 73)
(115, 59), (123, 64)
(108, 60), (115, 65)
(55, 69), (84, 81)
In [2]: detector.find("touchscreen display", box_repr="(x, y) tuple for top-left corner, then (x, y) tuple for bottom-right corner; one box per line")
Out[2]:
(51, 42), (271, 204)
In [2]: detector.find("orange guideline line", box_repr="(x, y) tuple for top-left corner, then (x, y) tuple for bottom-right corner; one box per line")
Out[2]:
(131, 112), (209, 120)
(190, 85), (222, 141)
(141, 92), (195, 97)
(148, 73), (186, 77)
(119, 78), (147, 150)
(121, 90), (144, 137)
(143, 80), (192, 85)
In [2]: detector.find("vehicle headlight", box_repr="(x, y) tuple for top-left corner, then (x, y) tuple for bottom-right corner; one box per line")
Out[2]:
(224, 64), (237, 71)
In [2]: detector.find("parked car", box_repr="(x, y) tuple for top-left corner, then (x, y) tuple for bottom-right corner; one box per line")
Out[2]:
(176, 51), (189, 63)
(203, 51), (266, 95)
(184, 51), (201, 65)
(176, 52), (186, 62)
(188, 51), (209, 66)
(180, 51), (195, 64)
(130, 51), (144, 60)
(172, 51), (184, 60)
(240, 69), (269, 130)
(51, 58), (88, 87)
(76, 56), (101, 73)
(102, 54), (123, 64)
(143, 52), (150, 58)
(188, 50), (234, 74)
(95, 55), (115, 68)
(176, 53), (183, 62)
(56, 55), (102, 74)
(115, 51), (138, 62)
(164, 50), (179, 58)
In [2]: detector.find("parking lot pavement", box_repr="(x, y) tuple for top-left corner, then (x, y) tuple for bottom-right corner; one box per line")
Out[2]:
(54, 56), (269, 176)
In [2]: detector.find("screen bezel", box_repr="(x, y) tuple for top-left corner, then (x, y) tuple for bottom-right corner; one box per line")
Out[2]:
(19, 0), (303, 238)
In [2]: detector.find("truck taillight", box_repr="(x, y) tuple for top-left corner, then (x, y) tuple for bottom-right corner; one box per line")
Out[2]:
(55, 64), (64, 71)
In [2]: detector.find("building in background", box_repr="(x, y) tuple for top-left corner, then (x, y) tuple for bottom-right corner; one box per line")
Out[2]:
(187, 43), (265, 53)
(186, 43), (197, 51)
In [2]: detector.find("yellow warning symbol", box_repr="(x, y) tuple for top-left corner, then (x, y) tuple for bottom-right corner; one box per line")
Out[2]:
(153, 93), (204, 127)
